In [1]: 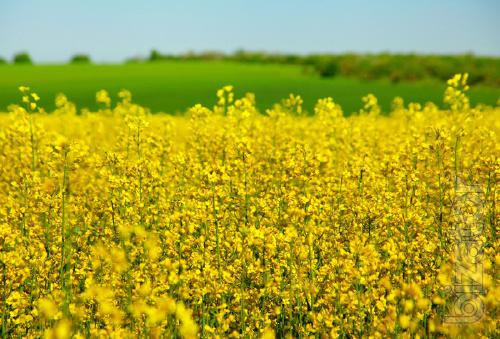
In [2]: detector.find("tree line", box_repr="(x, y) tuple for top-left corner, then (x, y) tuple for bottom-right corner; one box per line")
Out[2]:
(2, 50), (498, 86)
(0, 53), (91, 65)
(143, 49), (500, 86)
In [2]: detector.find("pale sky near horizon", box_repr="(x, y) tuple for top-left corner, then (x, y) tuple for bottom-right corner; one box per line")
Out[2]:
(1, 0), (499, 63)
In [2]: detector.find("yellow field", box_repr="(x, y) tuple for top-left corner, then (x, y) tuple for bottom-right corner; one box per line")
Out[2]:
(0, 75), (498, 338)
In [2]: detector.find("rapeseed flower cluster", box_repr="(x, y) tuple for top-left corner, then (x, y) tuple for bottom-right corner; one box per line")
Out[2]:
(0, 75), (498, 338)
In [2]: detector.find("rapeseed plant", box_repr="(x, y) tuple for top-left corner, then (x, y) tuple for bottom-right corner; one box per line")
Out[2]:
(0, 75), (498, 338)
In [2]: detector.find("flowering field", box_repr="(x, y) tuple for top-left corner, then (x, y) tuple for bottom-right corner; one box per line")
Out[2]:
(0, 75), (498, 338)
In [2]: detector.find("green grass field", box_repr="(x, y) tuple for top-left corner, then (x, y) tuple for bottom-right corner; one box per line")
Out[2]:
(0, 61), (498, 114)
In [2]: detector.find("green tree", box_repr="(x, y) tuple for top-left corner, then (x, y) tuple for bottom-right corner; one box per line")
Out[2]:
(149, 49), (162, 61)
(13, 52), (33, 64)
(70, 54), (91, 64)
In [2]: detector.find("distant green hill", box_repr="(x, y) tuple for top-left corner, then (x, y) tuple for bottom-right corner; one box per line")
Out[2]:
(0, 61), (498, 114)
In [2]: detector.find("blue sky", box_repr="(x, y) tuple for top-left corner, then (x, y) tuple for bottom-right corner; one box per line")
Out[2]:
(1, 0), (499, 62)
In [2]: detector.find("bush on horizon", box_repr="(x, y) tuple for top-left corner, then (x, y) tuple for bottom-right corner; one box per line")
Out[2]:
(13, 52), (33, 64)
